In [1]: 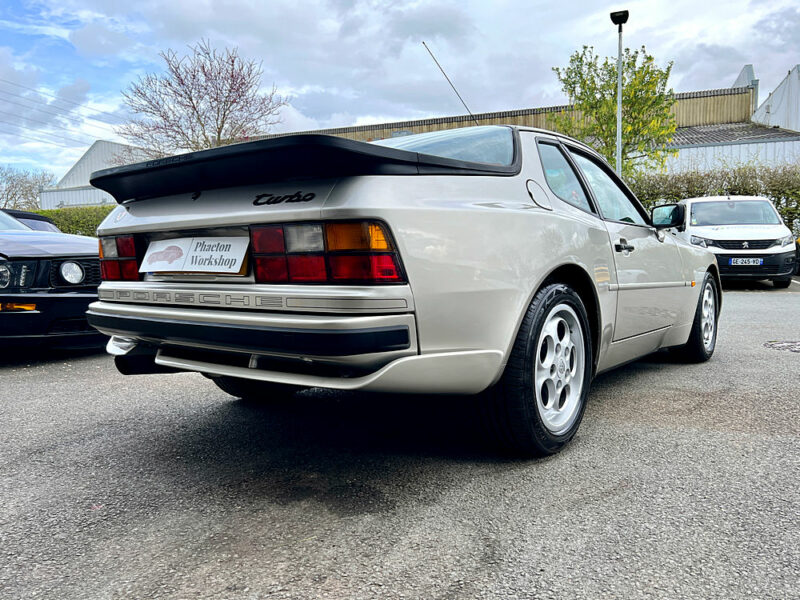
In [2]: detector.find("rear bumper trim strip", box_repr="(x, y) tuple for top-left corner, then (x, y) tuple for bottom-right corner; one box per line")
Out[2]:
(87, 311), (410, 356)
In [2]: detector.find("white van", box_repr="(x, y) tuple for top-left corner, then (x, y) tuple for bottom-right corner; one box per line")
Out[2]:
(670, 196), (795, 288)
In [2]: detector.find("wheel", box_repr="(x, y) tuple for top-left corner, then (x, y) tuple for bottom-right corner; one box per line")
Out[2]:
(210, 375), (303, 401)
(480, 283), (593, 456)
(673, 272), (718, 362)
(773, 278), (791, 289)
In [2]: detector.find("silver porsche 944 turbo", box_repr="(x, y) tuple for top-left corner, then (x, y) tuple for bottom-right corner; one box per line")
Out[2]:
(87, 125), (721, 456)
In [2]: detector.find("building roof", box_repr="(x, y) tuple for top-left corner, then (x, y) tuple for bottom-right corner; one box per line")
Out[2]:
(669, 122), (800, 148)
(55, 140), (147, 189)
(753, 64), (800, 131)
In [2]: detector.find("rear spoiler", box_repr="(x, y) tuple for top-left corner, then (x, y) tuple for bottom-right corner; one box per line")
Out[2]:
(90, 134), (520, 204)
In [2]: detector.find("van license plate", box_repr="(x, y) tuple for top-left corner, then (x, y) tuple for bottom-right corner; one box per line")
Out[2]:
(141, 237), (249, 274)
(729, 258), (763, 266)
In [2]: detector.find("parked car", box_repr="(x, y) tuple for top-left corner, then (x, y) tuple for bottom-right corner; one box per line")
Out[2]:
(87, 125), (721, 456)
(0, 210), (104, 348)
(665, 196), (796, 288)
(0, 208), (61, 232)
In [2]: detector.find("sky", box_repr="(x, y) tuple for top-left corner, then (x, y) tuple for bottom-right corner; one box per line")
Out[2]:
(0, 0), (798, 180)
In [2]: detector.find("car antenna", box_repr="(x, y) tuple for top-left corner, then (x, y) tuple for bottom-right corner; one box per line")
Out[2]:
(422, 41), (480, 127)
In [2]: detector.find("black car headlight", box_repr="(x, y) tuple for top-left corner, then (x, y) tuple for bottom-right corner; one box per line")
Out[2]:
(0, 260), (37, 291)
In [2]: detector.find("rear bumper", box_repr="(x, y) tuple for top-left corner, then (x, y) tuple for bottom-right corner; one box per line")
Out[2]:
(87, 300), (504, 394)
(87, 300), (418, 372)
(714, 250), (796, 279)
(1, 291), (104, 347)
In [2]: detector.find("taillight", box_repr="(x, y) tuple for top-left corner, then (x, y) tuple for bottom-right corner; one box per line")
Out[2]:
(249, 221), (405, 284)
(99, 235), (139, 281)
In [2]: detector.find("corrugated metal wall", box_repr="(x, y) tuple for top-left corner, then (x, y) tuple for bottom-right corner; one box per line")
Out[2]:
(667, 140), (800, 172)
(40, 187), (115, 210)
(255, 87), (756, 143)
(672, 88), (755, 127)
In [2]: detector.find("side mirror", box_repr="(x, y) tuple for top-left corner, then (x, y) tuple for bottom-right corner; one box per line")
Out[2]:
(651, 203), (685, 231)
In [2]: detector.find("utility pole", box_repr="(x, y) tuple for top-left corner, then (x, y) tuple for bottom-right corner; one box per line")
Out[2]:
(610, 10), (629, 175)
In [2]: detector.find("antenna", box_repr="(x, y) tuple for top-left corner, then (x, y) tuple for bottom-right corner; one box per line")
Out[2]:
(422, 41), (480, 126)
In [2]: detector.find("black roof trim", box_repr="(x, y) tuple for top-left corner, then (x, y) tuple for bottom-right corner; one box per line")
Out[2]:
(90, 133), (520, 203)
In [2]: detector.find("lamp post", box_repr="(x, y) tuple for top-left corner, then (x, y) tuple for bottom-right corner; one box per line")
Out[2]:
(610, 10), (629, 175)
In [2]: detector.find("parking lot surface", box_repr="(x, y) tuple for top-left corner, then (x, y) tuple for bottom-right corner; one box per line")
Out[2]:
(1, 280), (799, 599)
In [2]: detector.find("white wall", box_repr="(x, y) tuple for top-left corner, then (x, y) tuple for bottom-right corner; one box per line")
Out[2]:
(40, 186), (115, 210)
(666, 140), (800, 172)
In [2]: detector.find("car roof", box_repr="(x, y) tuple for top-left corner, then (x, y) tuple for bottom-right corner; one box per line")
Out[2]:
(510, 125), (600, 158)
(0, 208), (56, 224)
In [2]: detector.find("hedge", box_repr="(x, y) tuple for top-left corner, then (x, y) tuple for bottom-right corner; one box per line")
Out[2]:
(627, 164), (800, 234)
(33, 205), (115, 237)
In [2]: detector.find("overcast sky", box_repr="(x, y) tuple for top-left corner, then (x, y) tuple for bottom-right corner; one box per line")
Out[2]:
(1, 0), (798, 179)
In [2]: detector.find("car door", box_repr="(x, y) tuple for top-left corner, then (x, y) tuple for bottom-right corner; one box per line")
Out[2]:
(565, 148), (685, 341)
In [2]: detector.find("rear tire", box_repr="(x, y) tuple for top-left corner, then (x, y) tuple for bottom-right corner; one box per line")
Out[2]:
(480, 283), (593, 457)
(210, 375), (303, 401)
(773, 277), (791, 289)
(673, 272), (718, 363)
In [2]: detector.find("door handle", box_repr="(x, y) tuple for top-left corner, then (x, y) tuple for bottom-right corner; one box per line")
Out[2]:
(615, 239), (635, 252)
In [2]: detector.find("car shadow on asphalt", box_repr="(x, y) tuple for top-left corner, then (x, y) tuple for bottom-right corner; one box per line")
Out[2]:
(116, 389), (542, 514)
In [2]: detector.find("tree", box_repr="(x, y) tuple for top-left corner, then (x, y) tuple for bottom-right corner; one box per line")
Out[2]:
(552, 46), (677, 177)
(116, 40), (287, 160)
(0, 166), (55, 210)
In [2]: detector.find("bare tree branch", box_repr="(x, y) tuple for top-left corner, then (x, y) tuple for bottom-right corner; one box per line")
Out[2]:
(0, 166), (55, 210)
(115, 40), (287, 159)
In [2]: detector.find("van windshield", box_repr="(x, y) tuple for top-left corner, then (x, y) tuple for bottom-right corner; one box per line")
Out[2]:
(373, 126), (514, 166)
(690, 200), (782, 226)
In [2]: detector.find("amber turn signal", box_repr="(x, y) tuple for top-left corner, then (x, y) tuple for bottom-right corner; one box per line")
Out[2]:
(0, 303), (37, 312)
(326, 222), (392, 251)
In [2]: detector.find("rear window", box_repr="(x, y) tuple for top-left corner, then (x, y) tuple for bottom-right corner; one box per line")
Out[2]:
(690, 200), (782, 226)
(373, 126), (514, 166)
(0, 211), (29, 231)
(18, 218), (60, 232)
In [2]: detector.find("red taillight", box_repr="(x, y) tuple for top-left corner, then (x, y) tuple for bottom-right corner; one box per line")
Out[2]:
(328, 254), (401, 282)
(249, 221), (406, 285)
(287, 255), (327, 282)
(116, 235), (136, 258)
(101, 260), (121, 281)
(99, 235), (140, 281)
(254, 256), (288, 283)
(251, 226), (285, 254)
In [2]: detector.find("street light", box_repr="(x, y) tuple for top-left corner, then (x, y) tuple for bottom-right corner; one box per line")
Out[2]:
(610, 10), (629, 175)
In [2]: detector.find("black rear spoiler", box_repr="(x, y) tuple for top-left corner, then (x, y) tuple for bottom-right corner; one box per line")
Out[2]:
(90, 134), (520, 204)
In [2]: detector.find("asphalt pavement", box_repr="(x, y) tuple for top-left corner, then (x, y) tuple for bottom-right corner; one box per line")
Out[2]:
(1, 280), (798, 599)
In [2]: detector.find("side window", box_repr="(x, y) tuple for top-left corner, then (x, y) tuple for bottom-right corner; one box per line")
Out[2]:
(537, 142), (593, 213)
(568, 151), (646, 225)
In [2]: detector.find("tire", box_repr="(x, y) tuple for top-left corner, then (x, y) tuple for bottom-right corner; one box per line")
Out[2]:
(773, 278), (792, 289)
(210, 375), (303, 401)
(673, 272), (718, 363)
(480, 283), (593, 457)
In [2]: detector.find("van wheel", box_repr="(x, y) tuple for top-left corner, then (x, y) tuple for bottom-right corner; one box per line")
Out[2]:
(480, 283), (593, 456)
(773, 277), (791, 289)
(210, 375), (303, 401)
(673, 273), (718, 362)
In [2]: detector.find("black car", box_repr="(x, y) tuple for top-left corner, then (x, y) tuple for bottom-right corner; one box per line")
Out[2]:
(0, 210), (104, 348)
(0, 208), (61, 232)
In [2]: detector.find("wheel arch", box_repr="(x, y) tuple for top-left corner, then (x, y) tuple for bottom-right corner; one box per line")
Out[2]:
(501, 263), (602, 380)
(541, 264), (601, 375)
(707, 263), (723, 315)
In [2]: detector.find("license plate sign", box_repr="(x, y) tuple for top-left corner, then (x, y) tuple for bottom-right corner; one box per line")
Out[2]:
(141, 237), (249, 274)
(729, 257), (763, 266)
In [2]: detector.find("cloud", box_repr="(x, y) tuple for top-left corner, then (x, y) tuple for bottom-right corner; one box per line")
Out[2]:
(68, 22), (136, 57)
(3, 0), (800, 179)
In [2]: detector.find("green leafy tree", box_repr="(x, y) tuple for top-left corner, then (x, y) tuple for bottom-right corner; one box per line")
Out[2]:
(552, 46), (677, 177)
